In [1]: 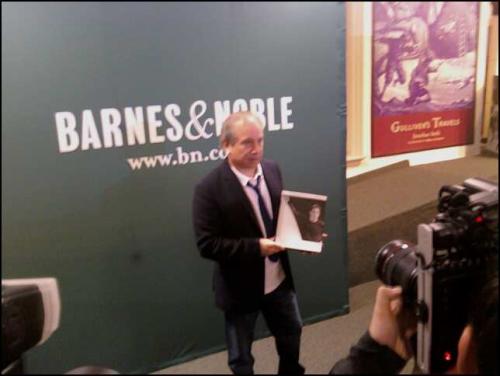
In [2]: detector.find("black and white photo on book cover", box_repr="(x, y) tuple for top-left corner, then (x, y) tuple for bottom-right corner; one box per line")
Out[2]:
(275, 190), (328, 253)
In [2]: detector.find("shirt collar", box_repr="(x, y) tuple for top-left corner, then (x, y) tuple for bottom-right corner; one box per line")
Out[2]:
(230, 163), (263, 187)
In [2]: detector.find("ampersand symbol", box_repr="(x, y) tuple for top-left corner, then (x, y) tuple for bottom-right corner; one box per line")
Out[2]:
(185, 100), (214, 140)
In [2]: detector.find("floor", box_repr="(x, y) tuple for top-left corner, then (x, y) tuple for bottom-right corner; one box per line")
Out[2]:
(153, 280), (415, 374)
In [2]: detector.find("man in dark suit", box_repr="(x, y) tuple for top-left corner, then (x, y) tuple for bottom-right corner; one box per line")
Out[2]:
(192, 111), (305, 375)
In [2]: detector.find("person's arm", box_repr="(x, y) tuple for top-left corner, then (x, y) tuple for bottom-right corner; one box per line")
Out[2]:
(329, 331), (407, 374)
(368, 286), (414, 359)
(192, 182), (283, 263)
(329, 286), (413, 374)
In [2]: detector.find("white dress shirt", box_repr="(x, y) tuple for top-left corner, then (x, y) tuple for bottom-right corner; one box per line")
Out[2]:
(229, 163), (286, 295)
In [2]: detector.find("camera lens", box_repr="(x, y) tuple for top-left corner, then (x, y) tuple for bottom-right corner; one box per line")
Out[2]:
(375, 239), (418, 299)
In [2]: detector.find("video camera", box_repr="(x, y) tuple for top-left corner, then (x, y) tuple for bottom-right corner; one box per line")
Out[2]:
(2, 278), (61, 374)
(375, 177), (498, 373)
(2, 278), (119, 374)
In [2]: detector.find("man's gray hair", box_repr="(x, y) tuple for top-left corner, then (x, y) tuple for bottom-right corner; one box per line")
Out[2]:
(220, 112), (263, 147)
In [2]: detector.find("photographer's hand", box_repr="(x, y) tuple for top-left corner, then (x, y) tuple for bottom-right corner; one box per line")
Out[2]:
(368, 285), (413, 360)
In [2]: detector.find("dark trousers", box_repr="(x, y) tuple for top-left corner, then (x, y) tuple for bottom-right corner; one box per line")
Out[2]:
(224, 282), (305, 375)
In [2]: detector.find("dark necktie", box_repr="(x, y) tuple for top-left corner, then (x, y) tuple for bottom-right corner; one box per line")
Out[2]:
(247, 176), (279, 262)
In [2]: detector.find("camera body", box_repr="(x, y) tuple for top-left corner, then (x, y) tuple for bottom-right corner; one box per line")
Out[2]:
(2, 278), (61, 373)
(376, 177), (498, 373)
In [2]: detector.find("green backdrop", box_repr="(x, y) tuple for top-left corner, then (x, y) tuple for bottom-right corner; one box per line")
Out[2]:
(2, 2), (348, 373)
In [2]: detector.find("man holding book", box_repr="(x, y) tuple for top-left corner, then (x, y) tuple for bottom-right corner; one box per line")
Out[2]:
(192, 111), (305, 375)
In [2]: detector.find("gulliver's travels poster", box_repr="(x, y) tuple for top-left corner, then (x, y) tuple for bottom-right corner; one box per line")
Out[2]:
(372, 2), (479, 157)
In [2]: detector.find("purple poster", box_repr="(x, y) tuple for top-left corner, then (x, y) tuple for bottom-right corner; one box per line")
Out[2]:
(372, 2), (479, 157)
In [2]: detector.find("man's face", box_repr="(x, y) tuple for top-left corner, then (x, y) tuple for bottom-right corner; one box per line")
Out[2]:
(309, 206), (321, 223)
(225, 119), (264, 172)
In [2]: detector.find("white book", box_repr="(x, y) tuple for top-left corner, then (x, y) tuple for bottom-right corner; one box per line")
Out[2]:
(275, 190), (328, 253)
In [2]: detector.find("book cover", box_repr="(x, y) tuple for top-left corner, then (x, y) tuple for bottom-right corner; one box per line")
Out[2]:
(275, 190), (328, 253)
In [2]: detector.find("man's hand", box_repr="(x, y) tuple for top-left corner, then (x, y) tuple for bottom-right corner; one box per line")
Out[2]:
(259, 238), (285, 257)
(368, 285), (415, 360)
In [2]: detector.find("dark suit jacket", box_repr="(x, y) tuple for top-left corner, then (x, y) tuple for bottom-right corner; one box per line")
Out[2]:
(192, 158), (295, 312)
